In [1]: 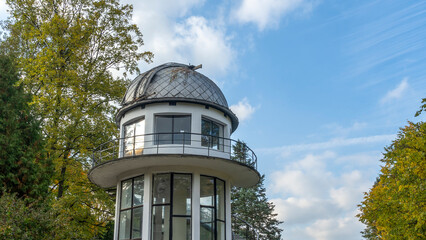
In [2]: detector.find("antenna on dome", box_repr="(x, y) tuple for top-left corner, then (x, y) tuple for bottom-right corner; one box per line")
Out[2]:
(189, 64), (202, 71)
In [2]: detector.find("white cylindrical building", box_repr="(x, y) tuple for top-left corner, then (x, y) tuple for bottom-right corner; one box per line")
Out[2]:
(88, 63), (260, 240)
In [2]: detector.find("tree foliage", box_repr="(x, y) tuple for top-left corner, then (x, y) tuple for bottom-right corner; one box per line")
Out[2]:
(231, 175), (283, 240)
(1, 0), (152, 238)
(0, 54), (52, 200)
(0, 193), (55, 240)
(231, 141), (283, 240)
(358, 116), (426, 239)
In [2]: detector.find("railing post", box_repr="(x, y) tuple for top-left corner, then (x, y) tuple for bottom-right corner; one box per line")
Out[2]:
(208, 136), (210, 156)
(113, 140), (115, 159)
(133, 135), (136, 156)
(182, 132), (185, 154)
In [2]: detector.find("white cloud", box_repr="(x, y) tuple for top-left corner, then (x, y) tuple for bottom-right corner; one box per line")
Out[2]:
(269, 151), (373, 240)
(306, 215), (364, 240)
(324, 121), (367, 136)
(380, 77), (409, 104)
(259, 134), (395, 158)
(233, 0), (315, 30)
(230, 97), (256, 122)
(126, 0), (235, 78)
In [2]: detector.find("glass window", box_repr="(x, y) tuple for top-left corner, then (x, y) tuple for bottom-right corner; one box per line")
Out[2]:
(121, 179), (132, 209)
(152, 205), (170, 240)
(155, 116), (191, 145)
(216, 180), (225, 221)
(200, 176), (226, 240)
(200, 177), (214, 206)
(200, 207), (214, 240)
(123, 118), (145, 156)
(201, 119), (223, 150)
(119, 176), (144, 240)
(173, 174), (192, 216)
(173, 217), (191, 240)
(153, 174), (171, 205)
(152, 173), (192, 240)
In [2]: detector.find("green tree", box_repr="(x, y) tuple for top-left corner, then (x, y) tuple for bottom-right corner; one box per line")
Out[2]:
(0, 192), (55, 240)
(358, 104), (426, 240)
(359, 178), (380, 240)
(231, 176), (283, 240)
(231, 141), (283, 240)
(1, 0), (152, 238)
(0, 54), (52, 200)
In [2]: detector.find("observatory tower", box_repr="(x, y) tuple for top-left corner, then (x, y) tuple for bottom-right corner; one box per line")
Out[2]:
(89, 63), (260, 240)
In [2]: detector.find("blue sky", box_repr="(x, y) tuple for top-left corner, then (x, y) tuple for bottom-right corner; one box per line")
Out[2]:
(1, 0), (426, 239)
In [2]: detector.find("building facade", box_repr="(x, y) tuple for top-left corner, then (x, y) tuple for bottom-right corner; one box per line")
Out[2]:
(88, 63), (260, 240)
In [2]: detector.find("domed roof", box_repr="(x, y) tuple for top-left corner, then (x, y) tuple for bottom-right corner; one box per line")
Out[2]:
(117, 62), (239, 132)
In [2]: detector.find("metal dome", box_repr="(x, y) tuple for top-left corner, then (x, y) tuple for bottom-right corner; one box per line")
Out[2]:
(116, 62), (239, 132)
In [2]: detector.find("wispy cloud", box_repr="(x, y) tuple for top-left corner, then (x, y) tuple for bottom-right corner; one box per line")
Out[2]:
(380, 77), (409, 104)
(230, 97), (257, 122)
(259, 134), (395, 158)
(232, 0), (316, 30)
(323, 122), (367, 136)
(341, 1), (426, 87)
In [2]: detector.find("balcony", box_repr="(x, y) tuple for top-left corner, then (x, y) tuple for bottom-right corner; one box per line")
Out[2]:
(92, 132), (257, 169)
(89, 133), (259, 188)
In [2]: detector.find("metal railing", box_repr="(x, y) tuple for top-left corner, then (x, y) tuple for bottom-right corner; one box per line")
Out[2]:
(91, 132), (257, 170)
(232, 214), (260, 240)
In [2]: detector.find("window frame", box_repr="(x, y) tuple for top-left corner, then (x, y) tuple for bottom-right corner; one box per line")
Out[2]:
(154, 115), (192, 145)
(118, 175), (145, 240)
(201, 117), (224, 151)
(122, 117), (146, 157)
(151, 173), (193, 240)
(200, 175), (226, 240)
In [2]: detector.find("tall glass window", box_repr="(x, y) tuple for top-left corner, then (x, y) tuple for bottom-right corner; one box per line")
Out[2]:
(201, 118), (224, 151)
(200, 176), (226, 240)
(152, 173), (192, 240)
(119, 175), (144, 240)
(155, 115), (191, 145)
(123, 118), (145, 156)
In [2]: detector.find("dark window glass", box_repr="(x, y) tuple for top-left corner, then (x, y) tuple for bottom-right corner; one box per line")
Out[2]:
(201, 119), (223, 150)
(155, 116), (191, 145)
(173, 116), (191, 145)
(155, 116), (173, 145)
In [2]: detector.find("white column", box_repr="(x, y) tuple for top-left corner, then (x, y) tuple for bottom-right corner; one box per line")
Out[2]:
(143, 173), (152, 240)
(192, 173), (201, 240)
(114, 181), (121, 240)
(226, 181), (232, 240)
